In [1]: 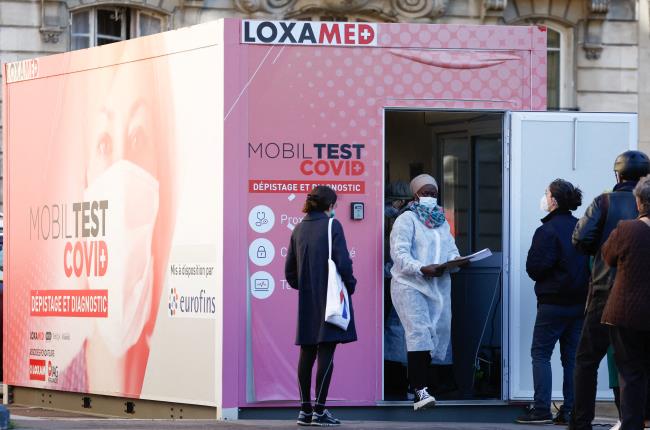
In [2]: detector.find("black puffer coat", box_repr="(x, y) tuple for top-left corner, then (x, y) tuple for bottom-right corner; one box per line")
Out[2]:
(572, 181), (639, 297)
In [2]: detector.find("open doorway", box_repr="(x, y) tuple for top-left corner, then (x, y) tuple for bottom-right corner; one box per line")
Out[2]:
(383, 110), (504, 402)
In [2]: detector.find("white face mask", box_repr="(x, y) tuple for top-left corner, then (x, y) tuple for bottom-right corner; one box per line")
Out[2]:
(540, 194), (550, 212)
(84, 160), (159, 357)
(418, 196), (437, 208)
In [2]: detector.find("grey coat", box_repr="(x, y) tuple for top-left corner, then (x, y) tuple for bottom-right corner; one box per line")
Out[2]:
(285, 212), (357, 345)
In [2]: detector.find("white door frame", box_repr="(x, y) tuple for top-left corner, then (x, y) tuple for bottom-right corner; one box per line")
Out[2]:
(507, 111), (638, 401)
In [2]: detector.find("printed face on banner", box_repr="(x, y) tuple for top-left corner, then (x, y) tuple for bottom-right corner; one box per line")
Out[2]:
(78, 55), (178, 391)
(5, 38), (219, 404)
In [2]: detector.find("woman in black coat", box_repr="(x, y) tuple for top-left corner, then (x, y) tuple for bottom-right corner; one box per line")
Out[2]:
(285, 185), (357, 427)
(516, 179), (589, 425)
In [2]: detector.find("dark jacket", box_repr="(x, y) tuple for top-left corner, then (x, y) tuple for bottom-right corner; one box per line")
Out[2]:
(572, 181), (639, 299)
(601, 219), (650, 331)
(285, 212), (357, 345)
(526, 210), (589, 305)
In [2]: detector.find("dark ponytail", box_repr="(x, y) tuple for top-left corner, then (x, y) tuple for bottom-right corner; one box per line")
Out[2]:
(302, 186), (338, 213)
(549, 179), (583, 211)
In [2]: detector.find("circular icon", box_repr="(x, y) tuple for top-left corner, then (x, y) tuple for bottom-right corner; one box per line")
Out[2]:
(249, 238), (275, 266)
(250, 271), (275, 300)
(249, 205), (275, 233)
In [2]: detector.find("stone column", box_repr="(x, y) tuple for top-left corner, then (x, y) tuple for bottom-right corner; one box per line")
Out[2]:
(639, 0), (650, 153)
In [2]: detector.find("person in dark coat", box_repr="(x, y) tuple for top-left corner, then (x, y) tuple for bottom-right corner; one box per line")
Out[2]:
(601, 174), (650, 430)
(517, 179), (589, 425)
(285, 185), (356, 427)
(569, 150), (650, 430)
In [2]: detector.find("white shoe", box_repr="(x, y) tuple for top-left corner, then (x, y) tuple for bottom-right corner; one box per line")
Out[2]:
(413, 387), (436, 411)
(610, 420), (621, 430)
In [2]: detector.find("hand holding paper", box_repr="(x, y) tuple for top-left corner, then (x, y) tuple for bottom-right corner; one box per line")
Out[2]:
(421, 264), (445, 277)
(438, 248), (493, 271)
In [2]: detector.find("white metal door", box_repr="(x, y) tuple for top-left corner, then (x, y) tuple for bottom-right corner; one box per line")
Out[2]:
(507, 112), (638, 401)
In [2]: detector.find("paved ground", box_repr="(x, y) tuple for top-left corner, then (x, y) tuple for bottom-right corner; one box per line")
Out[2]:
(8, 418), (621, 430)
(7, 417), (618, 430)
(7, 405), (620, 430)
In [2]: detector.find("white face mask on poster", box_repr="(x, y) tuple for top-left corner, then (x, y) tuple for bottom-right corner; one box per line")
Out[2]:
(540, 194), (550, 212)
(418, 196), (437, 208)
(84, 160), (159, 357)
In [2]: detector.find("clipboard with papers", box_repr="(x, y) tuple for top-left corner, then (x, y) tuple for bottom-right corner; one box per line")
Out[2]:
(438, 248), (493, 270)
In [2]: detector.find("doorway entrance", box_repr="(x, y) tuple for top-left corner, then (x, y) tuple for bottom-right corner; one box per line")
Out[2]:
(383, 110), (504, 402)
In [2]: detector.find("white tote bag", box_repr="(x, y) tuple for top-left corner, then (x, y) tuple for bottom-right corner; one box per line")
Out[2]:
(324, 218), (351, 331)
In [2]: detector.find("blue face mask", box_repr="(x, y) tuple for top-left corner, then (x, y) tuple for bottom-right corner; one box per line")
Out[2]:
(329, 209), (336, 218)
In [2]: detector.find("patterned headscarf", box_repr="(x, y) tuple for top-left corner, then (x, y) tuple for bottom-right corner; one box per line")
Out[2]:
(408, 201), (447, 229)
(408, 174), (445, 228)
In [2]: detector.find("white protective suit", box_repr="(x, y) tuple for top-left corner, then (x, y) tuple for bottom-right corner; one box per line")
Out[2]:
(390, 210), (460, 363)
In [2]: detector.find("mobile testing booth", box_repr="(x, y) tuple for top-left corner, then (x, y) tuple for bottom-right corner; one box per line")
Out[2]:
(2, 18), (636, 420)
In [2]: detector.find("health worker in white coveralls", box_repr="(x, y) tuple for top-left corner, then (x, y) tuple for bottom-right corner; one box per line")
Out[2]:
(390, 173), (467, 411)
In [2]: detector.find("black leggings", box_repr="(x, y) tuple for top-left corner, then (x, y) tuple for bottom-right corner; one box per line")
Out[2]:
(298, 343), (337, 413)
(408, 351), (430, 392)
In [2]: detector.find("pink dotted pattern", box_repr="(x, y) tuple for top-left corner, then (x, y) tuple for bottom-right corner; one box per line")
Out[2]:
(380, 23), (546, 52)
(240, 21), (546, 405)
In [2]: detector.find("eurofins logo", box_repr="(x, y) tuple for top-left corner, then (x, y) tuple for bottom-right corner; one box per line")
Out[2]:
(167, 286), (216, 319)
(168, 287), (180, 316)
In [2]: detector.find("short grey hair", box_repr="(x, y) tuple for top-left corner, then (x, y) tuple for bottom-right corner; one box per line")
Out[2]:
(633, 174), (650, 214)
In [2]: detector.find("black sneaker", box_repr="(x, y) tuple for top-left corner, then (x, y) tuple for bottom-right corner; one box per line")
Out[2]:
(516, 408), (553, 424)
(311, 409), (340, 427)
(297, 410), (312, 426)
(553, 407), (571, 425)
(413, 387), (436, 411)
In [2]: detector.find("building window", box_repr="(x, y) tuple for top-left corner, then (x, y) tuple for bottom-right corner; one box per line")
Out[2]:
(547, 28), (561, 110)
(71, 7), (165, 50)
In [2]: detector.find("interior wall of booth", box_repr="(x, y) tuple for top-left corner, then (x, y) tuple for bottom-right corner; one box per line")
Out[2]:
(383, 110), (504, 402)
(385, 112), (436, 182)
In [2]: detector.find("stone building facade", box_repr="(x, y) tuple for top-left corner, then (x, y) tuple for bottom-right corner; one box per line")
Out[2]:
(1, 0), (649, 210)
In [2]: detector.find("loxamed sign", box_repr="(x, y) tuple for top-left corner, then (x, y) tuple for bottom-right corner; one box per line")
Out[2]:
(241, 20), (378, 46)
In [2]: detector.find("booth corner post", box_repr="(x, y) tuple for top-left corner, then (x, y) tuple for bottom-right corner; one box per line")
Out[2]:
(217, 407), (239, 421)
